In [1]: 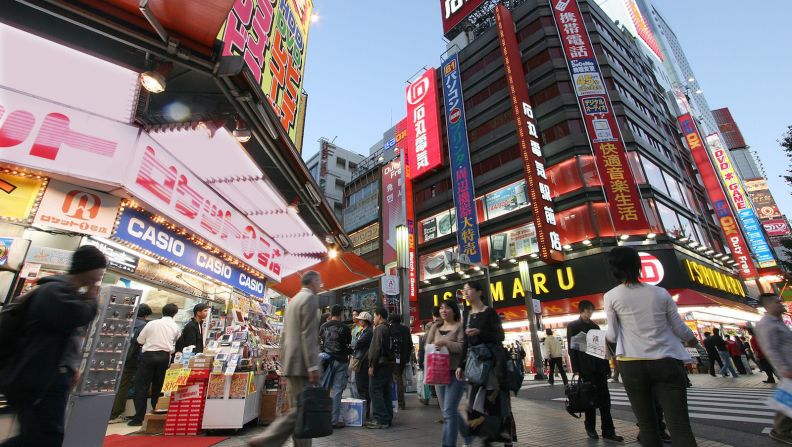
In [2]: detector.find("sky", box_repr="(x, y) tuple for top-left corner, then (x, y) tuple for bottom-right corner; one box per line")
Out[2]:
(300, 0), (791, 217)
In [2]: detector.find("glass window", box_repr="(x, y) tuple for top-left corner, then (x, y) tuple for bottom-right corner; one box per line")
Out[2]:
(663, 172), (684, 205)
(592, 202), (615, 238)
(642, 157), (669, 195)
(678, 215), (696, 242)
(579, 155), (602, 187)
(627, 151), (646, 184)
(557, 204), (596, 245)
(656, 201), (682, 238)
(642, 199), (664, 234)
(547, 158), (584, 197)
(484, 181), (529, 220)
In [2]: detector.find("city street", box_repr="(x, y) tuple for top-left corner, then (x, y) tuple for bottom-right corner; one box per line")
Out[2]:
(205, 374), (776, 447)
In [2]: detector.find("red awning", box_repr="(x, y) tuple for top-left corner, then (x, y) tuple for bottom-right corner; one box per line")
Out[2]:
(269, 252), (384, 299)
(668, 289), (758, 314)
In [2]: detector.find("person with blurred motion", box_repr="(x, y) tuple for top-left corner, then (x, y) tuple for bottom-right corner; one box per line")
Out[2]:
(755, 293), (792, 445)
(711, 328), (739, 378)
(109, 303), (152, 423)
(249, 271), (322, 447)
(544, 329), (568, 386)
(0, 245), (106, 447)
(605, 246), (696, 447)
(426, 299), (472, 447)
(748, 327), (778, 384)
(726, 335), (747, 375)
(702, 332), (723, 377)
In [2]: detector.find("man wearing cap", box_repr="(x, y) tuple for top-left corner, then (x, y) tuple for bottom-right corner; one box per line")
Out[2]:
(0, 245), (106, 447)
(176, 303), (210, 354)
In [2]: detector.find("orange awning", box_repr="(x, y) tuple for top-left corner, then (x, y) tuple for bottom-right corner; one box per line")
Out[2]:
(669, 289), (759, 314)
(269, 252), (384, 299)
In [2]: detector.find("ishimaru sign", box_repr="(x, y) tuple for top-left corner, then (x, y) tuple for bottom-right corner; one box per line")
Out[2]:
(114, 209), (266, 298)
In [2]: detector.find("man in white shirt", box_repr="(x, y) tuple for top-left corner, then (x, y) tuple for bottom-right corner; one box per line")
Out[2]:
(544, 329), (568, 386)
(128, 303), (180, 426)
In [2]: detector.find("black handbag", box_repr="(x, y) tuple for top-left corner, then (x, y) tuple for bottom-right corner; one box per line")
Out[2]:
(294, 387), (333, 438)
(564, 375), (596, 417)
(464, 344), (493, 385)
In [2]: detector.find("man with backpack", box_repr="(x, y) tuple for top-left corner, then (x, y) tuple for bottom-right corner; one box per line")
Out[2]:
(366, 307), (394, 429)
(319, 305), (352, 428)
(388, 314), (413, 410)
(0, 245), (106, 447)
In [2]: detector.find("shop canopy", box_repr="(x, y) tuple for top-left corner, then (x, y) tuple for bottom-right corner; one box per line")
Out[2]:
(269, 252), (384, 299)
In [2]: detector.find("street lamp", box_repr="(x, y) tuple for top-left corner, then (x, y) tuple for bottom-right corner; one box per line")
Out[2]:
(396, 224), (410, 323)
(518, 260), (546, 380)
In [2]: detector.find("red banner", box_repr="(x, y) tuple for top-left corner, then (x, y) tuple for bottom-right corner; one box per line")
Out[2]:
(406, 69), (443, 180)
(495, 5), (562, 264)
(440, 0), (487, 34)
(677, 114), (757, 279)
(548, 0), (650, 235)
(764, 218), (791, 238)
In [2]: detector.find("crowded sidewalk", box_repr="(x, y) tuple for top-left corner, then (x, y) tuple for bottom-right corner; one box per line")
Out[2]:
(214, 393), (736, 447)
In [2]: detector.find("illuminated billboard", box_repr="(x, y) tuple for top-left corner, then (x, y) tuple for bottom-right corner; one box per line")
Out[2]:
(218, 0), (313, 145)
(624, 0), (664, 61)
(440, 0), (487, 34)
(406, 68), (444, 180)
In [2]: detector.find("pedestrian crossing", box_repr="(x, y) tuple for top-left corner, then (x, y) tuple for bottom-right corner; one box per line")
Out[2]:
(552, 386), (777, 433)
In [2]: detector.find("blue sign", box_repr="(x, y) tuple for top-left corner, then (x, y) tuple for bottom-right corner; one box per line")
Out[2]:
(737, 209), (775, 266)
(114, 209), (266, 298)
(441, 53), (482, 264)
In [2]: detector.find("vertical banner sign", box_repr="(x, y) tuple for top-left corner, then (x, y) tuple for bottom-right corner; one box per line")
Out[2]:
(495, 5), (562, 264)
(440, 54), (482, 264)
(677, 114), (757, 279)
(548, 0), (650, 234)
(382, 159), (405, 267)
(218, 0), (313, 144)
(398, 117), (418, 320)
(744, 179), (782, 221)
(405, 69), (444, 180)
(705, 134), (776, 268)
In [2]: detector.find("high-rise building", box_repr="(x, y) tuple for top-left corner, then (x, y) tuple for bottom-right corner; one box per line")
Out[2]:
(305, 140), (365, 221)
(712, 107), (765, 180)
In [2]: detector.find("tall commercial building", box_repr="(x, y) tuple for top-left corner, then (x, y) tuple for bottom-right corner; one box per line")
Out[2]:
(712, 108), (765, 181)
(405, 0), (753, 331)
(305, 140), (365, 221)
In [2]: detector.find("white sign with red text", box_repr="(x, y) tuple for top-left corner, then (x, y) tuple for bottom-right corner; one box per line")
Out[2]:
(0, 87), (139, 185)
(33, 180), (121, 237)
(125, 134), (285, 281)
(639, 251), (665, 285)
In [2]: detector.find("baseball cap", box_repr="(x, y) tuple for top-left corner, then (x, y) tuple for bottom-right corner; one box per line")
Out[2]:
(354, 311), (373, 322)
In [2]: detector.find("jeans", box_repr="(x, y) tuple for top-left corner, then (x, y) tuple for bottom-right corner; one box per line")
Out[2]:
(582, 373), (615, 436)
(435, 373), (472, 447)
(620, 358), (697, 447)
(248, 376), (310, 447)
(548, 357), (568, 385)
(1, 369), (72, 447)
(132, 351), (170, 422)
(348, 364), (360, 399)
(718, 351), (739, 377)
(369, 364), (394, 425)
(329, 361), (349, 424)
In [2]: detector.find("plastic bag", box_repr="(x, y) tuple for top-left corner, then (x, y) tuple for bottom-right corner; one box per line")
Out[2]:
(768, 380), (792, 418)
(424, 344), (451, 385)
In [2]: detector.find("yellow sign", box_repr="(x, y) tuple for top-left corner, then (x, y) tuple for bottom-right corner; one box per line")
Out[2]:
(162, 368), (192, 393)
(0, 173), (44, 220)
(683, 259), (745, 298)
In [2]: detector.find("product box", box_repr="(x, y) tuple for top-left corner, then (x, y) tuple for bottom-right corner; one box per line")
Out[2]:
(144, 413), (167, 434)
(188, 354), (215, 369)
(341, 398), (366, 427)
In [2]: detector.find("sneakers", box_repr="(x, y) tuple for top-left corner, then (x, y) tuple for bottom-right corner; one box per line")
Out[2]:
(364, 421), (389, 429)
(608, 378), (619, 383)
(108, 416), (127, 424)
(127, 420), (143, 427)
(769, 430), (792, 445)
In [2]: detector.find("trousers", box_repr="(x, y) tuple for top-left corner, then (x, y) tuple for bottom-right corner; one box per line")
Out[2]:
(248, 376), (311, 447)
(1, 370), (72, 447)
(132, 351), (170, 422)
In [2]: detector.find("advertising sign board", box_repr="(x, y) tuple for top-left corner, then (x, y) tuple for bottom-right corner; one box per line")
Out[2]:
(34, 180), (120, 237)
(440, 53), (482, 264)
(406, 69), (443, 180)
(382, 159), (405, 266)
(0, 172), (44, 221)
(677, 114), (756, 278)
(440, 0), (487, 34)
(705, 134), (775, 268)
(547, 0), (650, 235)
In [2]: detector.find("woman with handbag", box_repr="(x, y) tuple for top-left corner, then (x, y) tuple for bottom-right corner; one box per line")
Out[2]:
(426, 299), (473, 447)
(352, 312), (374, 421)
(455, 281), (516, 446)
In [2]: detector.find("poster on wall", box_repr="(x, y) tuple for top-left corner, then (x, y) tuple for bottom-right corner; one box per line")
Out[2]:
(489, 223), (538, 261)
(33, 180), (120, 237)
(420, 209), (455, 243)
(217, 0), (314, 144)
(0, 172), (45, 221)
(420, 248), (458, 280)
(485, 181), (529, 220)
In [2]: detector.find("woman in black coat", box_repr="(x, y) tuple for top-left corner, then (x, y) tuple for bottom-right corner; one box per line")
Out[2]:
(455, 281), (515, 446)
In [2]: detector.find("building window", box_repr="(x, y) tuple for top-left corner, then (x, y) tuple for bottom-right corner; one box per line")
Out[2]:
(335, 178), (346, 190)
(547, 157), (584, 197)
(465, 77), (508, 110)
(467, 110), (513, 143)
(579, 155), (602, 188)
(656, 201), (682, 238)
(627, 151), (646, 184)
(349, 162), (358, 171)
(461, 48), (501, 82)
(642, 199), (664, 234)
(641, 156), (669, 196)
(557, 204), (596, 245)
(336, 157), (346, 169)
(540, 119), (584, 145)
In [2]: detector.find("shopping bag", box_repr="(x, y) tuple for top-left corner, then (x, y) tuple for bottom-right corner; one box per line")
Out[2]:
(294, 387), (333, 438)
(769, 380), (792, 418)
(424, 344), (451, 385)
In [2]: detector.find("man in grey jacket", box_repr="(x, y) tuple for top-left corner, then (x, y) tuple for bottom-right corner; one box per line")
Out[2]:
(249, 271), (322, 447)
(755, 293), (792, 445)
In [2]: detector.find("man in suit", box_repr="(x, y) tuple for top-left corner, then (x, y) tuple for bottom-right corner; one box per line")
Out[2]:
(249, 271), (322, 447)
(175, 303), (209, 354)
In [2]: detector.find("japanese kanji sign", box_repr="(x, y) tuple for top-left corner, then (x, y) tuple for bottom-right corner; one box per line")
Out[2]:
(548, 0), (650, 235)
(406, 69), (444, 180)
(677, 114), (757, 279)
(704, 134), (776, 268)
(441, 53), (482, 264)
(33, 180), (120, 237)
(496, 5), (562, 264)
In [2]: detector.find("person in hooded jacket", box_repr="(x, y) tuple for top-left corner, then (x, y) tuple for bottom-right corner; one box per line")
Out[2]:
(0, 245), (106, 447)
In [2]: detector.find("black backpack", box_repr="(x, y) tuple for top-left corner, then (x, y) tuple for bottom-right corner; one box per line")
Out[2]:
(0, 290), (35, 370)
(389, 325), (402, 362)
